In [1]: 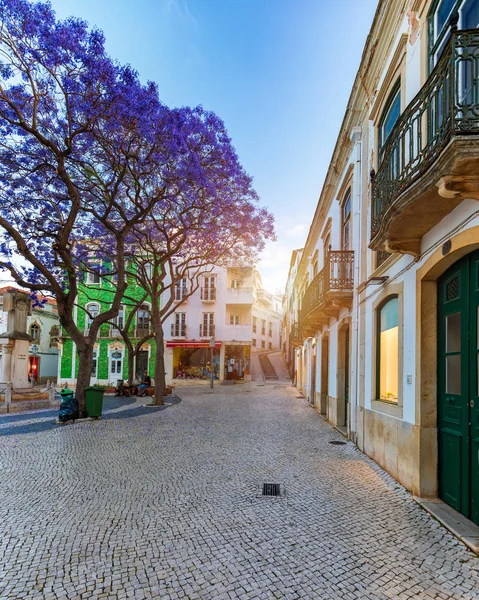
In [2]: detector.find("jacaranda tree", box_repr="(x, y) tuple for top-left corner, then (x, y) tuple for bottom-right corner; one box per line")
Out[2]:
(0, 0), (275, 411)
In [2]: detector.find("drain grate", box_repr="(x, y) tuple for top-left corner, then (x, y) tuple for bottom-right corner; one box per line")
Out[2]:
(328, 440), (347, 446)
(262, 483), (281, 497)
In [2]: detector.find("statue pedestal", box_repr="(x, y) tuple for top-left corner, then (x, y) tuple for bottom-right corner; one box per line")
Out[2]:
(0, 338), (30, 389)
(0, 290), (33, 389)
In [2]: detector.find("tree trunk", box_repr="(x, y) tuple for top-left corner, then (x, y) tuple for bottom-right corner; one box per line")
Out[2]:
(126, 343), (134, 385)
(75, 345), (93, 416)
(152, 313), (165, 406)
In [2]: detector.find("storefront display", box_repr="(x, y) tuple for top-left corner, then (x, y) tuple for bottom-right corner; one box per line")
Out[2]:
(224, 344), (251, 380)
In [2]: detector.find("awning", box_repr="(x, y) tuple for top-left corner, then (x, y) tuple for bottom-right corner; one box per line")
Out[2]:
(166, 341), (222, 348)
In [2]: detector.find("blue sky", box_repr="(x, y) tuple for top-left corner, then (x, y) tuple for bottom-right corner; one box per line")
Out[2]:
(50, 0), (378, 293)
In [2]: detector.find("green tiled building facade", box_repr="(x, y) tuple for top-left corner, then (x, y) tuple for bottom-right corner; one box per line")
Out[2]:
(58, 273), (155, 387)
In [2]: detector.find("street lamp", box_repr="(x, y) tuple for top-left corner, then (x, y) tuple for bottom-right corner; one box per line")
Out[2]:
(209, 337), (215, 389)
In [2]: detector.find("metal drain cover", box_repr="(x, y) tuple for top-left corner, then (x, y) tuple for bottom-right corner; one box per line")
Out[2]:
(258, 483), (285, 498)
(328, 440), (347, 445)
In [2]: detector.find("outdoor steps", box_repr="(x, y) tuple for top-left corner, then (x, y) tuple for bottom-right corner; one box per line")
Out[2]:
(258, 353), (278, 381)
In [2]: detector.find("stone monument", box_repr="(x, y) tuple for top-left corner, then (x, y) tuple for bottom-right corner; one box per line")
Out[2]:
(0, 290), (32, 388)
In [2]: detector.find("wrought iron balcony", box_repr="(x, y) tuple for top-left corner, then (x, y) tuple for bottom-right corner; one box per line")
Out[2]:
(199, 324), (215, 338)
(200, 287), (216, 302)
(289, 322), (302, 347)
(370, 30), (479, 257)
(300, 251), (354, 335)
(171, 324), (187, 338)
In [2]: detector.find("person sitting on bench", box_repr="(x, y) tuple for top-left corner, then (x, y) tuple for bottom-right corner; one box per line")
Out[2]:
(138, 371), (151, 397)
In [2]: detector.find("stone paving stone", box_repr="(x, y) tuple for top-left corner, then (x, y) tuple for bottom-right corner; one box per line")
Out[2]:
(0, 382), (479, 599)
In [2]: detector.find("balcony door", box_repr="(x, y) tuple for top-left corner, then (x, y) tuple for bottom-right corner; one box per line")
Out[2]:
(438, 250), (479, 525)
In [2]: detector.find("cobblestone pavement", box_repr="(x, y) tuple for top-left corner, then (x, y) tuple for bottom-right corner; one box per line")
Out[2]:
(1, 383), (479, 600)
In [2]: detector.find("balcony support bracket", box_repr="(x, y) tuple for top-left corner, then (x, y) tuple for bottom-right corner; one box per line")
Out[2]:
(437, 175), (479, 201)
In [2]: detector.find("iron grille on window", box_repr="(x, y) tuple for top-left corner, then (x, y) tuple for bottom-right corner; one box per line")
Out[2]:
(171, 323), (187, 337)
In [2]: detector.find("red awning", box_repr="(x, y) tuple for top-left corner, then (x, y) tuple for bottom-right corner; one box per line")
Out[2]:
(166, 341), (222, 348)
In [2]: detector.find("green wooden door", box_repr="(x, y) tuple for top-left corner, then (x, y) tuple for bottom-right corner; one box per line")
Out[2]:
(438, 250), (479, 524)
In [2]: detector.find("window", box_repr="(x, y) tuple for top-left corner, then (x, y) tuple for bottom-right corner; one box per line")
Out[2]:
(269, 342), (272, 350)
(91, 350), (98, 377)
(143, 263), (152, 279)
(230, 314), (240, 325)
(110, 349), (123, 376)
(252, 338), (256, 347)
(378, 81), (401, 159)
(29, 323), (40, 341)
(253, 316), (257, 333)
(268, 322), (272, 337)
(85, 303), (100, 331)
(261, 340), (265, 349)
(341, 189), (352, 251)
(175, 278), (188, 301)
(112, 305), (125, 331)
(324, 232), (331, 263)
(261, 319), (266, 335)
(172, 313), (186, 337)
(231, 279), (240, 289)
(137, 305), (150, 335)
(377, 296), (399, 403)
(86, 264), (101, 284)
(202, 276), (216, 301)
(201, 313), (214, 337)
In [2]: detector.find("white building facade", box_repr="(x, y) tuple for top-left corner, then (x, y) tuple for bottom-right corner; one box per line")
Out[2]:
(284, 0), (479, 526)
(164, 266), (281, 383)
(0, 287), (60, 383)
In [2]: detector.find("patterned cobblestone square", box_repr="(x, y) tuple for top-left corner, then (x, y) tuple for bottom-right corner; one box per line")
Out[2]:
(1, 383), (478, 599)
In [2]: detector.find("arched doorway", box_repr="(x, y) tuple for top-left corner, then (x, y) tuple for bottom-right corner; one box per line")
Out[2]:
(437, 250), (479, 525)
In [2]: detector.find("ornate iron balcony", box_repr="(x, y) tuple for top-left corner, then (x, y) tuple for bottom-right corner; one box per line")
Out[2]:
(300, 251), (354, 332)
(289, 322), (302, 347)
(371, 30), (479, 254)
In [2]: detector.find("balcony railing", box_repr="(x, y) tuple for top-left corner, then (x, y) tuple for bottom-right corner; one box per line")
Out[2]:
(135, 326), (151, 338)
(201, 287), (216, 302)
(371, 29), (479, 243)
(300, 251), (354, 328)
(289, 322), (302, 347)
(171, 324), (187, 338)
(199, 324), (215, 338)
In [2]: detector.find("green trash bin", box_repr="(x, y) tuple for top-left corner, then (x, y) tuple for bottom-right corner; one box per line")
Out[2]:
(85, 386), (105, 418)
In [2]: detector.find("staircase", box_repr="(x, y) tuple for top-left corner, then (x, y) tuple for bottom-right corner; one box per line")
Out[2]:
(258, 353), (278, 381)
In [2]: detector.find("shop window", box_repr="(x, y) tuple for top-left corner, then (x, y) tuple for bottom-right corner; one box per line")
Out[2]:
(341, 189), (352, 251)
(376, 296), (399, 403)
(29, 323), (40, 341)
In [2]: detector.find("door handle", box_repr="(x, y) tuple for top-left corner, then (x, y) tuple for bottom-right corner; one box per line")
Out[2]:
(470, 400), (475, 408)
